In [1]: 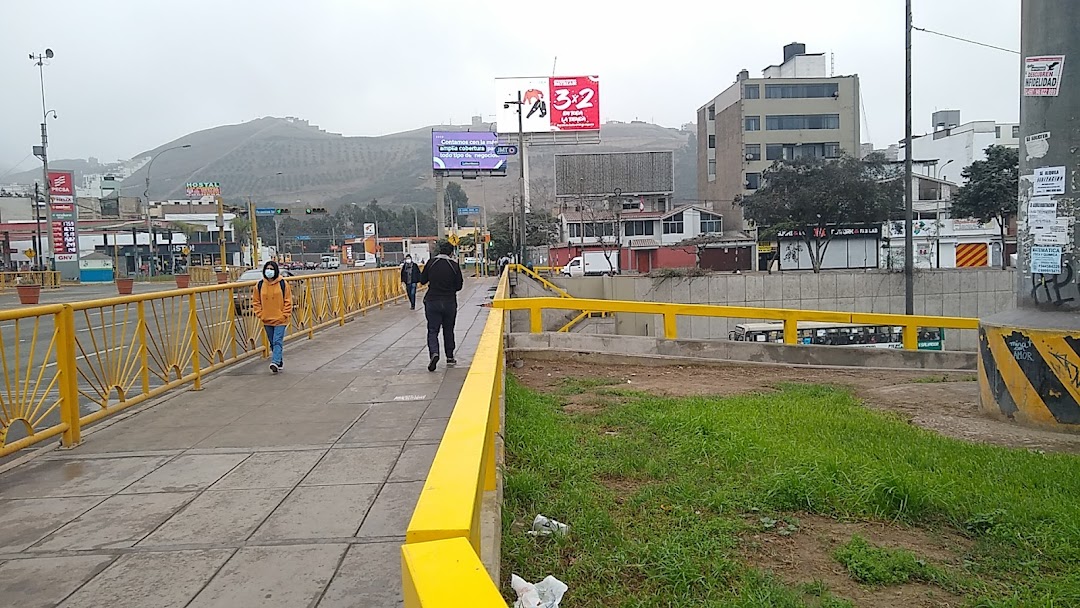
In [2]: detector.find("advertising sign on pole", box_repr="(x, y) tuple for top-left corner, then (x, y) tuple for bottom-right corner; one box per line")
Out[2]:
(1024, 55), (1065, 97)
(432, 132), (506, 171)
(48, 170), (79, 264)
(494, 75), (601, 133)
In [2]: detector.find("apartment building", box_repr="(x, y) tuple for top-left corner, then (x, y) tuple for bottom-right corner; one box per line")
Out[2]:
(898, 110), (1020, 184)
(697, 43), (861, 232)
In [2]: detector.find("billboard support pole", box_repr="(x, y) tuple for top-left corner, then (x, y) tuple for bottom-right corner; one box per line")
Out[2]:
(435, 173), (446, 239)
(517, 90), (528, 266)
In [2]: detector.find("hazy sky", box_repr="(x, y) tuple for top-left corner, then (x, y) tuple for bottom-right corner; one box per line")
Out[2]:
(0, 0), (1020, 174)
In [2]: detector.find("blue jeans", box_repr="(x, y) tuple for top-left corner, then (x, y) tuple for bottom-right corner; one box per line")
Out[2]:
(405, 283), (417, 308)
(264, 324), (286, 365)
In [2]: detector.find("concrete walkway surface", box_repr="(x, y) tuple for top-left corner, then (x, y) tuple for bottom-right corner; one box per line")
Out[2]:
(0, 279), (494, 608)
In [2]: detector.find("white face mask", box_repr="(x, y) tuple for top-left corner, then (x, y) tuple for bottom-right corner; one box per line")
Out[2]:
(405, 258), (412, 264)
(263, 269), (276, 280)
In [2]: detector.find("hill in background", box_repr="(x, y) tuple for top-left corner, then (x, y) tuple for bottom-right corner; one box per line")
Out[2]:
(7, 117), (696, 213)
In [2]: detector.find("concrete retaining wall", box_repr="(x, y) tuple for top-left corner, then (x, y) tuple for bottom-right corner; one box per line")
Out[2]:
(550, 269), (1016, 351)
(509, 332), (977, 371)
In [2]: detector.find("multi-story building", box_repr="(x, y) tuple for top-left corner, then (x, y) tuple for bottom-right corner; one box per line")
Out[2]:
(898, 110), (1020, 184)
(697, 42), (861, 232)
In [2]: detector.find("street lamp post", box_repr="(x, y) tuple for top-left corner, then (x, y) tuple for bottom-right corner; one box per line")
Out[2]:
(143, 144), (191, 277)
(30, 49), (56, 272)
(503, 92), (528, 266)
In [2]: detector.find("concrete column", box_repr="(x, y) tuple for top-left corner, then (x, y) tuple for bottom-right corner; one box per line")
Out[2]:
(979, 0), (1080, 431)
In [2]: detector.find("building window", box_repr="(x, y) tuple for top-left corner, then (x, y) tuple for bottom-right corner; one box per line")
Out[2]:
(764, 83), (839, 99)
(765, 114), (840, 130)
(707, 105), (715, 120)
(765, 142), (842, 161)
(700, 212), (723, 234)
(663, 212), (684, 235)
(824, 142), (841, 158)
(624, 220), (655, 237)
(707, 159), (716, 176)
(995, 126), (1002, 138)
(745, 115), (760, 131)
(766, 143), (784, 161)
(568, 223), (581, 238)
(1012, 125), (1020, 138)
(745, 172), (761, 190)
(745, 144), (761, 161)
(744, 84), (760, 99)
(708, 134), (716, 149)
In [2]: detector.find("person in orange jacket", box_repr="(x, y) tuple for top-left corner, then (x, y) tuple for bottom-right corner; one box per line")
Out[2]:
(252, 260), (293, 374)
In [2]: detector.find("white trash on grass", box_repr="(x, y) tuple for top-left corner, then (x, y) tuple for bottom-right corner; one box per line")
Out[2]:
(527, 514), (569, 537)
(511, 574), (568, 608)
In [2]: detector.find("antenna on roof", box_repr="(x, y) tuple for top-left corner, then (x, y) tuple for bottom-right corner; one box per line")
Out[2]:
(830, 52), (835, 77)
(551, 56), (558, 76)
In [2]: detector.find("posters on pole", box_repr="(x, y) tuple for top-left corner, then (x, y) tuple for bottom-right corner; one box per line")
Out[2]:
(1024, 55), (1065, 97)
(1033, 219), (1070, 246)
(432, 132), (505, 171)
(1033, 166), (1067, 196)
(494, 75), (601, 133)
(1025, 132), (1050, 161)
(1031, 245), (1063, 274)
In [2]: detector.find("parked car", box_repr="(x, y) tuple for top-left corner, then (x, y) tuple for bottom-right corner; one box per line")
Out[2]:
(305, 261), (318, 270)
(233, 268), (297, 314)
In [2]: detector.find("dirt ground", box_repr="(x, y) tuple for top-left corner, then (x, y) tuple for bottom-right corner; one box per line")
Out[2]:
(743, 514), (970, 608)
(513, 360), (1080, 455)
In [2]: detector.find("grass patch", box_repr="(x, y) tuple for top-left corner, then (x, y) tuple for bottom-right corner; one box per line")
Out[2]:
(502, 377), (1080, 606)
(833, 535), (940, 586)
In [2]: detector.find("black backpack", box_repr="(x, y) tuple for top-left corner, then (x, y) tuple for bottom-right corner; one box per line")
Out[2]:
(257, 279), (287, 300)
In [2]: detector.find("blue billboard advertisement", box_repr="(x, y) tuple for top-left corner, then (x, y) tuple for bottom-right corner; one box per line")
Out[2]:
(432, 131), (506, 171)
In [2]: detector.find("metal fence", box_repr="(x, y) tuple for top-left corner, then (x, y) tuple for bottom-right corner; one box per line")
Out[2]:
(0, 271), (62, 289)
(0, 267), (404, 457)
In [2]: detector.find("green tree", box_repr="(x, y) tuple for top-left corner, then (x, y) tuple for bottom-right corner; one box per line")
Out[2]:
(740, 154), (901, 273)
(485, 210), (560, 260)
(951, 145), (1018, 269)
(445, 181), (469, 210)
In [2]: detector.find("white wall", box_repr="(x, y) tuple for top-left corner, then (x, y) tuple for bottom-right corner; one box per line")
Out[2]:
(901, 121), (1019, 184)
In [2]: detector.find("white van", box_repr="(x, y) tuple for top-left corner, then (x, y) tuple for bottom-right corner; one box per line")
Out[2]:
(320, 255), (341, 269)
(561, 251), (619, 277)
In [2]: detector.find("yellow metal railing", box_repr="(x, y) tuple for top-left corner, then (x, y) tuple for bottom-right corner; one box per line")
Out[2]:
(508, 263), (607, 333)
(495, 296), (980, 350)
(401, 270), (508, 606)
(0, 267), (404, 457)
(187, 266), (246, 285)
(0, 271), (62, 289)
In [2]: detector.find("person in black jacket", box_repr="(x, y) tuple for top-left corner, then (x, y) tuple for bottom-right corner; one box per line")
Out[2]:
(419, 240), (464, 371)
(400, 254), (420, 309)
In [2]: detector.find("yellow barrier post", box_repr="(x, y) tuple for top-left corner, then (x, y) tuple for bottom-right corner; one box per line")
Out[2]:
(378, 271), (385, 309)
(188, 292), (203, 390)
(337, 273), (346, 326)
(663, 313), (678, 339)
(137, 301), (151, 396)
(529, 304), (543, 333)
(783, 316), (798, 344)
(902, 324), (918, 350)
(306, 279), (315, 339)
(56, 305), (82, 447)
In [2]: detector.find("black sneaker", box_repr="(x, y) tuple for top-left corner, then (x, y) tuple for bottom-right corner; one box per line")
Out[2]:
(269, 363), (279, 374)
(446, 358), (457, 367)
(427, 355), (439, 372)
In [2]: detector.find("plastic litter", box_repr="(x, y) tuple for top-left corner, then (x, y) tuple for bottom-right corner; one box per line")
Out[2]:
(527, 514), (569, 537)
(511, 574), (568, 608)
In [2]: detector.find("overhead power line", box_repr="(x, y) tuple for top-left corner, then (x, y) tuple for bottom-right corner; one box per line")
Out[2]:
(913, 26), (1020, 55)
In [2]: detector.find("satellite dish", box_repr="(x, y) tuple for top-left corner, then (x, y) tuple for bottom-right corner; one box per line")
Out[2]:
(45, 49), (54, 59)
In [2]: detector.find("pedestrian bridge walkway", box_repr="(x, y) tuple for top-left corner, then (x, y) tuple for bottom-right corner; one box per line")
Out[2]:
(0, 279), (495, 607)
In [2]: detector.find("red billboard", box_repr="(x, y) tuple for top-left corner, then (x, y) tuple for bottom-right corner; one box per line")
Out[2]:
(548, 76), (601, 131)
(48, 171), (74, 197)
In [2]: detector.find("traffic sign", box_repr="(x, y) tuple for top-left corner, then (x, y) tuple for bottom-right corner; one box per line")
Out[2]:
(457, 207), (481, 215)
(295, 235), (311, 241)
(495, 145), (518, 156)
(255, 208), (277, 216)
(343, 234), (357, 239)
(448, 233), (460, 246)
(25, 248), (36, 259)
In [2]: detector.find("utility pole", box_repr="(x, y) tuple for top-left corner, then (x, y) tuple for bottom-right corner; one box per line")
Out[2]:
(248, 197), (259, 267)
(435, 174), (446, 239)
(216, 195), (227, 269)
(979, 0), (1080, 432)
(32, 183), (44, 271)
(517, 90), (528, 266)
(903, 0), (915, 315)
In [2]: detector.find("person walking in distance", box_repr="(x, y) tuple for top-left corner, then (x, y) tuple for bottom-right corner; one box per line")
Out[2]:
(252, 260), (293, 374)
(401, 254), (420, 310)
(420, 240), (463, 371)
